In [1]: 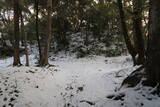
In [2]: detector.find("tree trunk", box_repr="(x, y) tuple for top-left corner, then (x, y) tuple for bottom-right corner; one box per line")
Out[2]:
(35, 0), (42, 64)
(40, 0), (52, 66)
(20, 10), (29, 66)
(0, 30), (5, 46)
(145, 0), (160, 86)
(132, 0), (145, 65)
(13, 0), (21, 66)
(117, 0), (137, 65)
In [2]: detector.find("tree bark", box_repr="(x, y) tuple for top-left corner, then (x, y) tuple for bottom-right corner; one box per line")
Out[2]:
(0, 30), (5, 46)
(35, 0), (42, 64)
(117, 0), (137, 65)
(132, 0), (145, 65)
(145, 0), (160, 86)
(13, 0), (21, 66)
(40, 0), (52, 66)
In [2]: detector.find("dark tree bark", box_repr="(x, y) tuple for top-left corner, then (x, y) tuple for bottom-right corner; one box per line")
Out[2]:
(40, 0), (52, 66)
(35, 0), (42, 64)
(132, 0), (145, 65)
(13, 0), (21, 66)
(117, 0), (137, 65)
(145, 0), (160, 86)
(0, 30), (5, 46)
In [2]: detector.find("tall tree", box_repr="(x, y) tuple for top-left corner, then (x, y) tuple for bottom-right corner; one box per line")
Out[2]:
(40, 0), (52, 66)
(13, 0), (21, 66)
(145, 0), (160, 86)
(20, 9), (29, 66)
(35, 0), (42, 64)
(132, 0), (145, 65)
(117, 0), (137, 65)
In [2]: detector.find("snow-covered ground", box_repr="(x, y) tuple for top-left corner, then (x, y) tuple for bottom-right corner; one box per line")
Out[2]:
(0, 54), (160, 107)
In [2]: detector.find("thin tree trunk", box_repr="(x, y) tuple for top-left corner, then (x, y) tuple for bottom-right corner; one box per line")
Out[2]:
(117, 0), (137, 65)
(20, 11), (24, 46)
(40, 0), (52, 66)
(35, 0), (42, 64)
(145, 0), (160, 86)
(24, 32), (29, 66)
(146, 2), (151, 55)
(132, 0), (145, 65)
(13, 0), (21, 66)
(20, 10), (29, 66)
(0, 30), (5, 46)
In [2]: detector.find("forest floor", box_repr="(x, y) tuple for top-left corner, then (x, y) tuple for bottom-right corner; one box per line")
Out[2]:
(0, 53), (160, 107)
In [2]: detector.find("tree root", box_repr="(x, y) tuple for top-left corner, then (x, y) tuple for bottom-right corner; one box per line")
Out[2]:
(120, 65), (145, 88)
